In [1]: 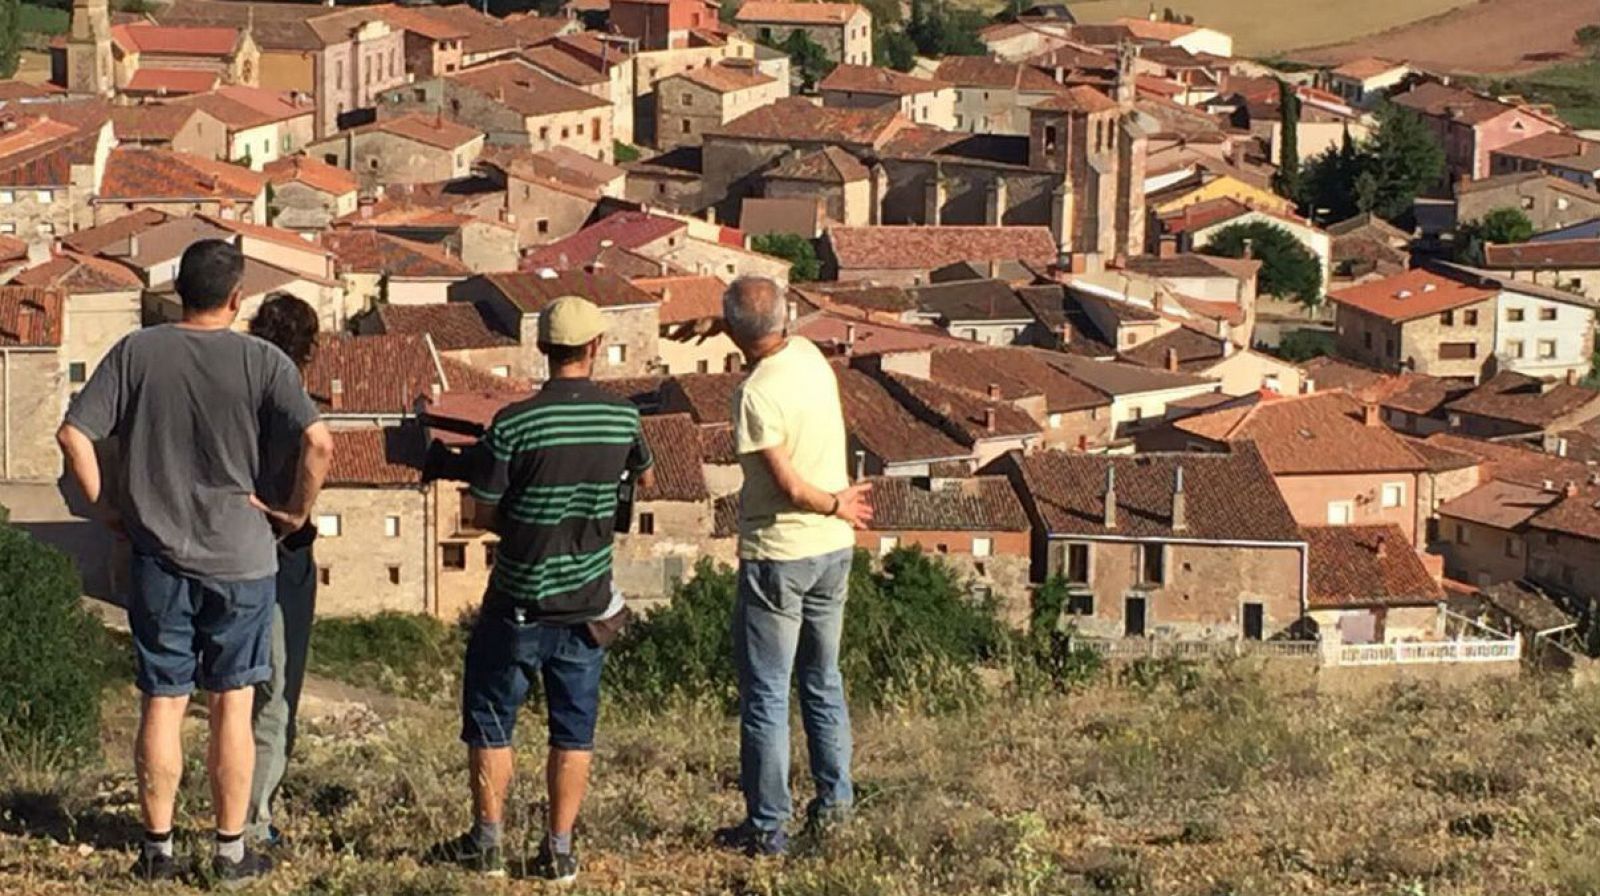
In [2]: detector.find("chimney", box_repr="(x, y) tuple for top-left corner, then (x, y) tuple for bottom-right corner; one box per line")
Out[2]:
(1363, 402), (1380, 426)
(127, 234), (139, 258)
(1102, 464), (1117, 529)
(1077, 433), (1088, 451)
(330, 378), (344, 410)
(1171, 465), (1187, 532)
(1058, 320), (1074, 347)
(983, 407), (996, 433)
(845, 323), (857, 347)
(1374, 534), (1387, 559)
(1302, 377), (1315, 394)
(1566, 480), (1580, 498)
(1165, 347), (1179, 372)
(1241, 239), (1254, 261)
(660, 287), (672, 302)
(854, 449), (866, 480)
(987, 382), (1001, 400)
(787, 300), (798, 322)
(1567, 368), (1580, 386)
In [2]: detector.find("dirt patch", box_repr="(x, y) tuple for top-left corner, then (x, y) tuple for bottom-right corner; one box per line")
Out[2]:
(1292, 0), (1595, 76)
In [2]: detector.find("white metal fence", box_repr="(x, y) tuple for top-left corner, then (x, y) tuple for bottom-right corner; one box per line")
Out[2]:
(1075, 635), (1523, 667)
(1334, 636), (1522, 667)
(1074, 637), (1320, 661)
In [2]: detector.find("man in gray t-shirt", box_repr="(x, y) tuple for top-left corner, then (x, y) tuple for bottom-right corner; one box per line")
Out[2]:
(57, 239), (333, 887)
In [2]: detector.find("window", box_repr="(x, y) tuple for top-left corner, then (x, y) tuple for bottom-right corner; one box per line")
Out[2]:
(1130, 406), (1144, 421)
(607, 344), (626, 365)
(639, 512), (656, 535)
(972, 536), (992, 557)
(1463, 309), (1478, 326)
(1520, 196), (1535, 210)
(318, 566), (332, 586)
(591, 117), (601, 141)
(1327, 501), (1353, 525)
(537, 218), (550, 235)
(442, 542), (467, 569)
(68, 362), (87, 384)
(681, 119), (692, 134)
(1441, 310), (1454, 325)
(1064, 542), (1089, 583)
(1043, 124), (1057, 152)
(492, 365), (510, 377)
(35, 190), (51, 204)
(315, 514), (342, 537)
(1439, 342), (1477, 360)
(1505, 536), (1522, 559)
(1507, 339), (1525, 359)
(1380, 482), (1404, 508)
(0, 190), (13, 203)
(696, 359), (710, 373)
(369, 158), (380, 169)
(1047, 412), (1062, 428)
(1138, 543), (1165, 585)
(383, 515), (400, 537)
(387, 565), (401, 585)
(1538, 339), (1557, 359)
(1455, 524), (1469, 545)
(560, 127), (569, 139)
(1363, 331), (1373, 349)
(485, 543), (496, 567)
(1507, 307), (1524, 322)
(1066, 589), (1094, 616)
(540, 126), (550, 140)
(878, 536), (898, 556)
(1540, 307), (1557, 321)
(336, 60), (344, 89)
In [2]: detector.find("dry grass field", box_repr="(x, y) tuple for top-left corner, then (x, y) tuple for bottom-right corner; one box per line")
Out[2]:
(1294, 0), (1596, 75)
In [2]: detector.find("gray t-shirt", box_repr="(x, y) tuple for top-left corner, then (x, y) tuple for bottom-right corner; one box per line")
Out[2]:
(65, 325), (321, 581)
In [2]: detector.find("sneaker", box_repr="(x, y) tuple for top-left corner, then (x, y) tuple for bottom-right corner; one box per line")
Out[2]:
(423, 832), (507, 878)
(129, 851), (181, 883)
(531, 842), (579, 885)
(211, 848), (273, 890)
(713, 822), (788, 857)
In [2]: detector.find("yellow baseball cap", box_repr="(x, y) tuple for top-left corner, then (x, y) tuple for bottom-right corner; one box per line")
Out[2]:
(538, 295), (607, 346)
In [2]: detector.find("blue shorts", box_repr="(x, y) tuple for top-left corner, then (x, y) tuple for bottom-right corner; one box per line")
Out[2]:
(128, 553), (276, 697)
(461, 605), (605, 750)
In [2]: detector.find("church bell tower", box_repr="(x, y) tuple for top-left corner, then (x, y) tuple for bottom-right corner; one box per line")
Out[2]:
(66, 0), (114, 97)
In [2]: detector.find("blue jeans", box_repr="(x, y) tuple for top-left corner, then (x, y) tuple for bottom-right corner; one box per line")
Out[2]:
(732, 548), (854, 832)
(460, 601), (607, 750)
(128, 553), (275, 697)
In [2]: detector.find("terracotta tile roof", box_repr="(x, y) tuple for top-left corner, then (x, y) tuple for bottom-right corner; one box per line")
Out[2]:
(170, 86), (310, 131)
(735, 1), (863, 24)
(520, 45), (610, 87)
(1528, 483), (1600, 542)
(1124, 253), (1260, 281)
(448, 61), (609, 116)
(111, 22), (241, 55)
(1436, 479), (1560, 529)
(1303, 524), (1443, 609)
(476, 268), (660, 313)
(1155, 197), (1263, 235)
(677, 62), (776, 93)
(1299, 356), (1391, 394)
(263, 155), (358, 196)
(819, 64), (948, 96)
(109, 104), (204, 142)
(328, 426), (425, 486)
(124, 69), (220, 96)
(1399, 433), (1479, 472)
(524, 211), (685, 270)
(1392, 82), (1523, 127)
(1033, 84), (1119, 114)
(594, 375), (665, 408)
(1014, 444), (1303, 541)
(934, 56), (1064, 93)
(0, 82), (63, 101)
(927, 346), (1109, 413)
(1329, 57), (1404, 81)
(710, 97), (908, 147)
(910, 278), (1036, 323)
(161, 0), (389, 51)
(1119, 326), (1227, 372)
(877, 370), (1042, 444)
(13, 251), (142, 292)
(332, 201), (482, 230)
(803, 282), (914, 313)
(349, 113), (483, 151)
(1423, 432), (1588, 487)
(0, 234), (25, 263)
(1483, 238), (1600, 270)
(765, 146), (870, 183)
(794, 309), (969, 355)
(1494, 132), (1600, 169)
(419, 3), (524, 55)
(303, 333), (446, 415)
(837, 369), (971, 463)
(1052, 354), (1216, 395)
(1174, 391), (1427, 475)
(1445, 371), (1600, 429)
(1328, 267), (1496, 323)
(660, 371), (740, 424)
(1480, 580), (1576, 631)
(828, 225), (1057, 272)
(637, 413), (709, 502)
(99, 148), (266, 202)
(1379, 374), (1466, 416)
(503, 11), (574, 45)
(371, 3), (472, 40)
(0, 287), (64, 348)
(493, 145), (623, 192)
(62, 209), (170, 255)
(865, 476), (1029, 532)
(632, 274), (724, 324)
(697, 422), (737, 464)
(323, 229), (470, 278)
(0, 114), (103, 187)
(370, 302), (514, 351)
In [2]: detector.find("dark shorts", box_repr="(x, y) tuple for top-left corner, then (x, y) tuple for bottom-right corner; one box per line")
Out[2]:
(128, 553), (276, 697)
(460, 604), (605, 751)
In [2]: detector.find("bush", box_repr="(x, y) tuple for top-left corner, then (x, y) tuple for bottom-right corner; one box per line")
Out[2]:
(606, 548), (1007, 712)
(1201, 220), (1324, 307)
(309, 612), (466, 702)
(0, 524), (110, 761)
(750, 232), (821, 282)
(1275, 328), (1335, 362)
(1011, 575), (1105, 693)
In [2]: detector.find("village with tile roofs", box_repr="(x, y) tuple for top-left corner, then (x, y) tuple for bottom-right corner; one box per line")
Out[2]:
(0, 0), (1598, 673)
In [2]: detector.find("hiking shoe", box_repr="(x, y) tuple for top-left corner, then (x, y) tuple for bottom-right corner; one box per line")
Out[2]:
(423, 832), (507, 878)
(129, 851), (181, 883)
(713, 822), (788, 857)
(211, 848), (273, 890)
(531, 842), (579, 885)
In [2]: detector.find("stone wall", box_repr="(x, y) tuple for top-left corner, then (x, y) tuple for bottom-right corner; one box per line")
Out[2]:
(508, 177), (598, 246)
(734, 16), (869, 66)
(878, 159), (1057, 230)
(312, 131), (481, 191)
(1528, 529), (1600, 615)
(1434, 514), (1525, 588)
(432, 481), (497, 622)
(613, 498), (726, 604)
(1399, 298), (1495, 381)
(63, 290), (140, 385)
(660, 326), (740, 376)
(312, 485), (432, 616)
(0, 348), (63, 481)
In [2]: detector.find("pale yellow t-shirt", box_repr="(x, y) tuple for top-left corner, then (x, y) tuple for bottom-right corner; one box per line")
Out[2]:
(732, 337), (855, 561)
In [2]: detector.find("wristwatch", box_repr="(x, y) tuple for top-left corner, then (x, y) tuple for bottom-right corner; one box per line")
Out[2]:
(828, 494), (841, 517)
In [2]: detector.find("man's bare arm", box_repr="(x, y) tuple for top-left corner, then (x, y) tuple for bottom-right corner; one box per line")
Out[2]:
(756, 446), (872, 528)
(252, 421), (334, 532)
(56, 422), (109, 513)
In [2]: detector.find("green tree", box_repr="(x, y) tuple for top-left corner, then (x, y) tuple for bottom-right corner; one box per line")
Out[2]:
(907, 0), (987, 57)
(774, 30), (835, 91)
(1271, 79), (1302, 201)
(876, 28), (918, 72)
(0, 0), (20, 80)
(751, 232), (821, 281)
(1276, 329), (1335, 362)
(1577, 24), (1600, 56)
(1363, 102), (1446, 219)
(1454, 206), (1535, 263)
(1202, 221), (1324, 307)
(0, 524), (111, 760)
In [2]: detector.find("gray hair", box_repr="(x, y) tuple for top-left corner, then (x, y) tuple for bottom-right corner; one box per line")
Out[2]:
(722, 276), (788, 344)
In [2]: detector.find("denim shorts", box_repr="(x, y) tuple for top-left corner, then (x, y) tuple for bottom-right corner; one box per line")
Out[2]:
(128, 553), (276, 697)
(460, 604), (606, 750)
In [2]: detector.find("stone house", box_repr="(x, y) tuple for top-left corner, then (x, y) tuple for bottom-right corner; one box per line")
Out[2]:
(933, 56), (1065, 135)
(1490, 132), (1600, 190)
(370, 4), (467, 78)
(98, 21), (262, 96)
(1302, 523), (1445, 644)
(1319, 57), (1413, 109)
(308, 113), (484, 191)
(1524, 482), (1600, 622)
(1435, 263), (1600, 380)
(356, 302), (528, 380)
(1120, 326), (1305, 397)
(167, 86), (317, 170)
(609, 0), (719, 51)
(1456, 172), (1600, 236)
(818, 65), (956, 130)
(0, 287), (67, 481)
(11, 251), (141, 392)
(108, 105), (229, 161)
(495, 159), (611, 247)
(302, 331), (506, 427)
(1050, 354), (1219, 440)
(520, 33), (639, 148)
(263, 155), (359, 232)
(733, 1), (872, 67)
(614, 413), (720, 605)
(1444, 371), (1600, 442)
(656, 62), (785, 151)
(448, 268), (661, 378)
(377, 61), (613, 162)
(823, 225), (1058, 286)
(761, 147), (873, 226)
(856, 475), (1034, 622)
(93, 148), (268, 225)
(322, 228), (471, 311)
(1392, 82), (1563, 184)
(1434, 478), (1558, 588)
(871, 369), (1044, 468)
(0, 108), (113, 242)
(1000, 446), (1308, 640)
(1482, 239), (1600, 300)
(833, 368), (978, 476)
(314, 427), (433, 617)
(905, 278), (1039, 345)
(1329, 268), (1499, 380)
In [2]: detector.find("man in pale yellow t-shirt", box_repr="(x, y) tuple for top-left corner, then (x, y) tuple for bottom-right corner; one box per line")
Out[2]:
(715, 276), (872, 857)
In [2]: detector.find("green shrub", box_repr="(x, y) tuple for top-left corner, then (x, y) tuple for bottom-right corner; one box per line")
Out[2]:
(604, 558), (740, 708)
(1011, 575), (1105, 693)
(0, 524), (109, 761)
(309, 612), (466, 702)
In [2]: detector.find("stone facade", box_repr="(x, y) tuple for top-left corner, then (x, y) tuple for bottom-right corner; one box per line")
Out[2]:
(659, 326), (740, 375)
(506, 177), (601, 246)
(659, 238), (790, 284)
(735, 7), (871, 66)
(267, 180), (358, 232)
(1527, 528), (1600, 616)
(857, 530), (1032, 623)
(656, 70), (788, 151)
(614, 498), (729, 605)
(765, 174), (870, 226)
(1434, 514), (1526, 589)
(63, 290), (140, 388)
(0, 124), (112, 241)
(312, 484), (432, 616)
(378, 79), (613, 162)
(0, 348), (64, 481)
(309, 127), (484, 191)
(1335, 298), (1496, 381)
(432, 482), (499, 622)
(1458, 176), (1600, 235)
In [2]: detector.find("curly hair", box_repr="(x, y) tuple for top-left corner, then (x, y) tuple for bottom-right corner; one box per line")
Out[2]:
(248, 293), (319, 367)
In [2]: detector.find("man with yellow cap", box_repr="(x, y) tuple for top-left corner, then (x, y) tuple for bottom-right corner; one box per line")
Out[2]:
(430, 295), (655, 883)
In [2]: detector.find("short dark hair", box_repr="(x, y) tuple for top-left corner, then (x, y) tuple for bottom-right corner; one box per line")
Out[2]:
(175, 239), (245, 312)
(248, 293), (319, 367)
(538, 341), (590, 368)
